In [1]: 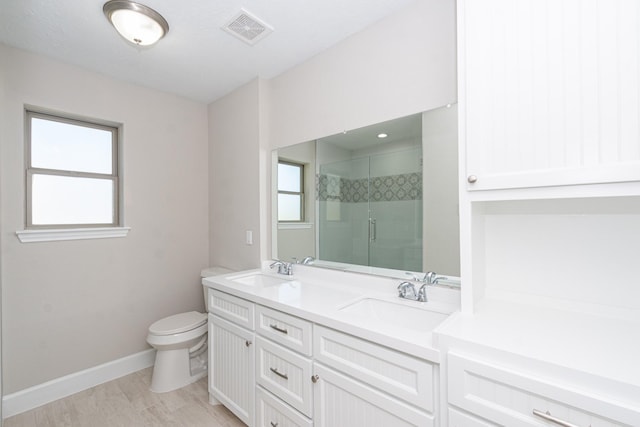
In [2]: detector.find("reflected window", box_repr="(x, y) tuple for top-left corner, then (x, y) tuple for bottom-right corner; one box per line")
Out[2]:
(26, 110), (119, 228)
(277, 161), (304, 222)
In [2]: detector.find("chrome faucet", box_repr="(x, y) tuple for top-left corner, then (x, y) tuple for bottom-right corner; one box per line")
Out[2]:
(300, 256), (315, 265)
(292, 256), (315, 265)
(397, 281), (428, 302)
(406, 271), (447, 286)
(270, 260), (293, 275)
(397, 281), (418, 300)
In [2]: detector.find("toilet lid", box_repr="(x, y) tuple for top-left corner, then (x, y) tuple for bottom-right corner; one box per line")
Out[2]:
(149, 311), (207, 335)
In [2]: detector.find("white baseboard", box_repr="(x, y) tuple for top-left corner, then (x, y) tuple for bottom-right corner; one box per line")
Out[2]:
(2, 349), (156, 419)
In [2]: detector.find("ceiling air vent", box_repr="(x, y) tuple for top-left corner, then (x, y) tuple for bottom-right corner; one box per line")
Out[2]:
(222, 9), (273, 45)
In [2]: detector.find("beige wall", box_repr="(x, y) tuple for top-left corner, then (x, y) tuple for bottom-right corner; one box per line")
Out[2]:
(208, 79), (263, 271)
(0, 45), (210, 393)
(267, 0), (457, 150)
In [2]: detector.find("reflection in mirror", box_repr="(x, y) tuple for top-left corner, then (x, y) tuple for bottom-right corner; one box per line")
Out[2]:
(275, 104), (459, 280)
(317, 114), (423, 271)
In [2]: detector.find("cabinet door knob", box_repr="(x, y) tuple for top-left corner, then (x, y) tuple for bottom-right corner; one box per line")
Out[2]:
(245, 340), (252, 347)
(311, 374), (319, 383)
(467, 175), (478, 183)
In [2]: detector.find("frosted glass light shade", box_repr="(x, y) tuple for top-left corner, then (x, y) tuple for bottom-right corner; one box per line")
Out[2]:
(103, 0), (169, 46)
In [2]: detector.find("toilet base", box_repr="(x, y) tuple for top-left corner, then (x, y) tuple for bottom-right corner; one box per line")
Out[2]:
(149, 347), (207, 393)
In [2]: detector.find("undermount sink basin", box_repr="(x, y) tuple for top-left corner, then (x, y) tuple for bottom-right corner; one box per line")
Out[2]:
(339, 298), (449, 330)
(229, 273), (292, 287)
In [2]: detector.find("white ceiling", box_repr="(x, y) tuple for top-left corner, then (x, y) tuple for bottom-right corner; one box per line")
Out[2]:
(0, 0), (416, 104)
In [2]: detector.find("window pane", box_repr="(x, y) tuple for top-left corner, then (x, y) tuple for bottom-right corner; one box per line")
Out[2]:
(278, 194), (301, 221)
(31, 174), (114, 225)
(31, 117), (113, 174)
(278, 163), (301, 192)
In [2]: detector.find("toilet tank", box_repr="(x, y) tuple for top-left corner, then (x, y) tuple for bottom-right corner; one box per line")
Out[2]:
(201, 266), (234, 312)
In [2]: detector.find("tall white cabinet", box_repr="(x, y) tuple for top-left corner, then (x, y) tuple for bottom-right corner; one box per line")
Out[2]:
(460, 0), (640, 192)
(442, 0), (640, 426)
(456, 0), (640, 310)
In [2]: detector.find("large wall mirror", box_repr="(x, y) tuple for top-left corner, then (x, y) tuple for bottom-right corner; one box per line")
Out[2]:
(273, 104), (460, 281)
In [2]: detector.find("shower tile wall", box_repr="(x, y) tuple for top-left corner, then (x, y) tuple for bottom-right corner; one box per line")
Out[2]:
(317, 172), (423, 203)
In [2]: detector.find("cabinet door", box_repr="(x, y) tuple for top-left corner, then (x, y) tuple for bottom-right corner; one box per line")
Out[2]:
(460, 0), (640, 191)
(312, 363), (434, 427)
(210, 314), (255, 426)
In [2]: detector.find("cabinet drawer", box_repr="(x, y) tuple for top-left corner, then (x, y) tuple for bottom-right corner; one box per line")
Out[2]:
(256, 337), (313, 417)
(208, 289), (254, 330)
(448, 351), (640, 427)
(313, 325), (435, 411)
(256, 306), (312, 356)
(313, 363), (434, 427)
(256, 386), (312, 427)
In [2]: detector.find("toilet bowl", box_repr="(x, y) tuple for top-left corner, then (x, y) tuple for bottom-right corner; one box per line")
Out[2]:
(147, 266), (234, 393)
(146, 311), (208, 393)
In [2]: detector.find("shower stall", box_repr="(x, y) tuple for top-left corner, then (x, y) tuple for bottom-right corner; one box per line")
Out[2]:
(317, 146), (423, 271)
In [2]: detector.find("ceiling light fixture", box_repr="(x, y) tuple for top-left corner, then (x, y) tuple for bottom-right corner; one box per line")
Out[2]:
(103, 0), (169, 46)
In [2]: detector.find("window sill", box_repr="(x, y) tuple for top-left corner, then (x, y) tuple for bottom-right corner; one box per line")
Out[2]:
(278, 222), (313, 230)
(16, 227), (131, 243)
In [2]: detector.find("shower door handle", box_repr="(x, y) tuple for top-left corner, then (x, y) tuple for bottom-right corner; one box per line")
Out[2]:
(369, 218), (376, 242)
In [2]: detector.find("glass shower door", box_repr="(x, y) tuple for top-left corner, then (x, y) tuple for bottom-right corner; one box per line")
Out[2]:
(367, 147), (423, 271)
(317, 147), (422, 271)
(317, 156), (370, 266)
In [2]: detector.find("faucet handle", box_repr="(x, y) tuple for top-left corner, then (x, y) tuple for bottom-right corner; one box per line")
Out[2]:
(397, 281), (417, 299)
(417, 283), (429, 302)
(405, 272), (421, 281)
(424, 271), (437, 284)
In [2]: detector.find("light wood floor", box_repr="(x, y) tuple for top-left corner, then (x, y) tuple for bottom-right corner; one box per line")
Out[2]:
(4, 368), (246, 427)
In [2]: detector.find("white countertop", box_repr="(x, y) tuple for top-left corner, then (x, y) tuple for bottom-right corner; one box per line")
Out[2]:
(435, 297), (640, 402)
(203, 264), (461, 362)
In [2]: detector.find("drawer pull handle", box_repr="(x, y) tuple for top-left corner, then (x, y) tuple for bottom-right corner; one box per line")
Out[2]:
(311, 374), (319, 383)
(270, 422), (278, 427)
(270, 367), (289, 380)
(269, 324), (289, 334)
(532, 409), (581, 427)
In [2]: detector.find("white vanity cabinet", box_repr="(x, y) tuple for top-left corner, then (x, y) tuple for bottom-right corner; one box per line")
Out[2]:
(208, 289), (256, 426)
(206, 286), (441, 427)
(459, 0), (640, 192)
(312, 325), (436, 427)
(446, 351), (640, 427)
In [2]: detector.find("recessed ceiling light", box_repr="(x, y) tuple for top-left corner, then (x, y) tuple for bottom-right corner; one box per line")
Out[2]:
(377, 133), (388, 139)
(103, 0), (169, 46)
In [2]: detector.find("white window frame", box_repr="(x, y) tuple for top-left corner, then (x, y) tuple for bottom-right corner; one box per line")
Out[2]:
(17, 109), (129, 243)
(277, 160), (305, 223)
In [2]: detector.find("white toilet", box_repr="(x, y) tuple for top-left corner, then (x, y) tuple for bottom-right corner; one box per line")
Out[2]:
(146, 311), (208, 393)
(146, 267), (233, 393)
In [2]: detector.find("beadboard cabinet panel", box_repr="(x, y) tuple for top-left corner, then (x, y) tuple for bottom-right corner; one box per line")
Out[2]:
(209, 314), (255, 426)
(460, 0), (640, 191)
(313, 363), (434, 427)
(448, 351), (640, 427)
